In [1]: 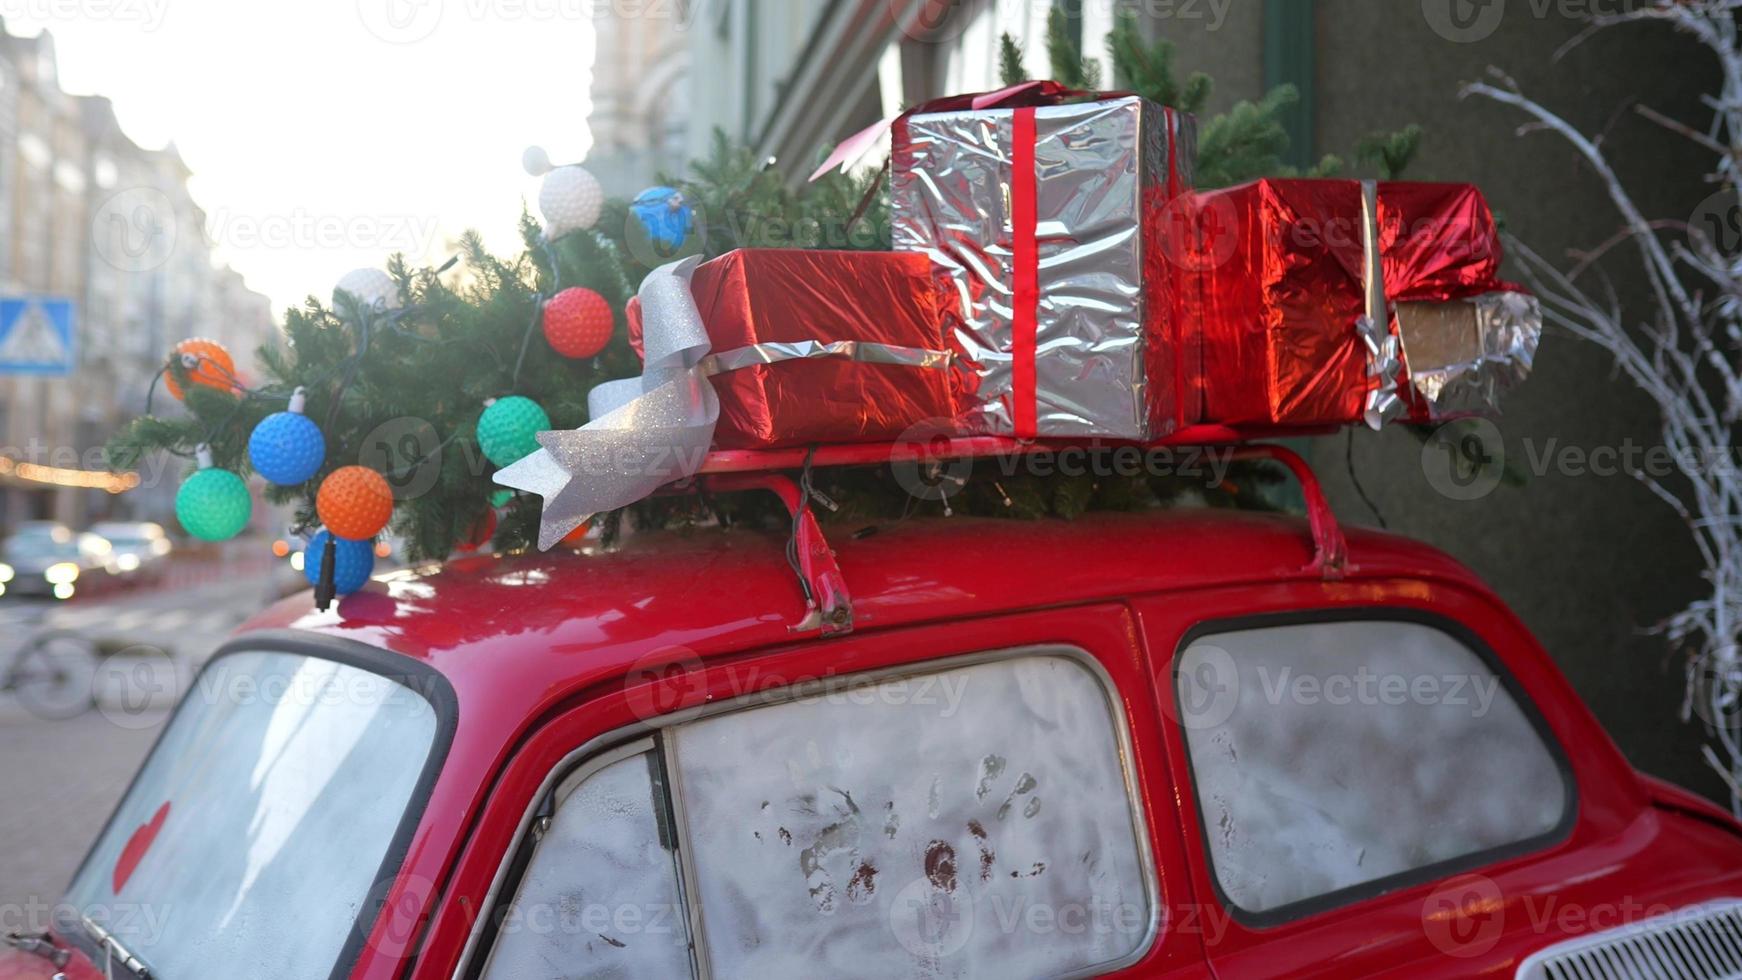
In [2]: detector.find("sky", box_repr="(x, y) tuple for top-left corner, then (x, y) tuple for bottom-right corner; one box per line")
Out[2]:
(8, 0), (600, 314)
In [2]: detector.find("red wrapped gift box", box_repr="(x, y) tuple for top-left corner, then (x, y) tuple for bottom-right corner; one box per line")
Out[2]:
(1178, 178), (1536, 427)
(630, 249), (956, 450)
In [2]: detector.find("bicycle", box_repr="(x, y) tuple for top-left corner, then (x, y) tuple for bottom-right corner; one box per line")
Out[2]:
(0, 628), (99, 720)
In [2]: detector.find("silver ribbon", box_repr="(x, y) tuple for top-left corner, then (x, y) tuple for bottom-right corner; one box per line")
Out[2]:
(1359, 180), (1406, 430)
(495, 258), (953, 551)
(704, 340), (950, 375)
(495, 257), (717, 550)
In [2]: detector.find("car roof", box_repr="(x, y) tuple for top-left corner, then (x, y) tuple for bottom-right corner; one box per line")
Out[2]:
(239, 509), (1492, 710)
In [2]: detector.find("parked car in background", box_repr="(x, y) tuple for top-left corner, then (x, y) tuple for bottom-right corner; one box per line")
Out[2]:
(88, 521), (173, 582)
(0, 523), (111, 600)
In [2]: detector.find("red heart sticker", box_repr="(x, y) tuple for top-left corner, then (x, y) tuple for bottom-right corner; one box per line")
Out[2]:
(112, 801), (170, 894)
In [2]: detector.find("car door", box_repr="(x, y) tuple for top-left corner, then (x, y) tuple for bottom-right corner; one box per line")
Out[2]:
(1131, 579), (1607, 979)
(414, 604), (1215, 978)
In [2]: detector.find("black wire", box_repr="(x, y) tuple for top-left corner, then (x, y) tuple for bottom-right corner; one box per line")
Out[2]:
(1346, 428), (1388, 529)
(785, 448), (818, 606)
(510, 237), (567, 390)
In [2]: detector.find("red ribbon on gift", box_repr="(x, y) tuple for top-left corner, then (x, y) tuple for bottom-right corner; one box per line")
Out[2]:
(815, 81), (1129, 438)
(808, 80), (1099, 183)
(1010, 106), (1040, 437)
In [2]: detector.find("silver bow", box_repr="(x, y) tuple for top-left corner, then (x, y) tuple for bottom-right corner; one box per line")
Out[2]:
(496, 258), (956, 550)
(1358, 180), (1406, 430)
(495, 257), (718, 550)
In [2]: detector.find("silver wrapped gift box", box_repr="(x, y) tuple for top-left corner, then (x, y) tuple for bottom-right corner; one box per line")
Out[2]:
(891, 94), (1197, 440)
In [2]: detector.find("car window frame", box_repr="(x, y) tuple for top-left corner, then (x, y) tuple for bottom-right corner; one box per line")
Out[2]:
(55, 629), (460, 980)
(1170, 607), (1579, 930)
(456, 644), (1163, 980)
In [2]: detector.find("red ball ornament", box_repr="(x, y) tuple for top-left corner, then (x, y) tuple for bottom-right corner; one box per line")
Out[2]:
(561, 520), (592, 547)
(543, 288), (614, 359)
(316, 466), (395, 541)
(458, 509), (498, 553)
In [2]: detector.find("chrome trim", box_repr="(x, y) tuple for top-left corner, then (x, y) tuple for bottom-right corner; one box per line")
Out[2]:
(451, 644), (1162, 980)
(1515, 899), (1742, 979)
(660, 728), (713, 980)
(81, 915), (150, 979)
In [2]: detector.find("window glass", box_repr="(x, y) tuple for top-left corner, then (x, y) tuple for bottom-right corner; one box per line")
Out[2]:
(1176, 619), (1569, 916)
(671, 653), (1152, 977)
(482, 748), (692, 978)
(61, 650), (439, 979)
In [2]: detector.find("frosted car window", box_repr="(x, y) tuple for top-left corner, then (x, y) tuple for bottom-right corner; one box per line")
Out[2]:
(670, 653), (1153, 978)
(482, 749), (692, 979)
(1176, 619), (1569, 917)
(60, 650), (439, 979)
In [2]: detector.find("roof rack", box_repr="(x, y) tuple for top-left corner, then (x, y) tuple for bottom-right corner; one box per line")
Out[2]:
(676, 429), (1349, 638)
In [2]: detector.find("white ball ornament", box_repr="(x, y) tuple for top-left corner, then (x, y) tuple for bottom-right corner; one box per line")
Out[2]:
(538, 165), (603, 240)
(522, 145), (553, 177)
(333, 268), (402, 314)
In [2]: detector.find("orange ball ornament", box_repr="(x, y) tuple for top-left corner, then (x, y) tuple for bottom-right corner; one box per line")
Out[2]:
(165, 339), (238, 401)
(316, 466), (394, 541)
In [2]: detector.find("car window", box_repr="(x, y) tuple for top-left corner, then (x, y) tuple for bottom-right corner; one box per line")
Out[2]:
(61, 649), (442, 979)
(481, 744), (693, 978)
(1174, 618), (1571, 919)
(480, 651), (1155, 979)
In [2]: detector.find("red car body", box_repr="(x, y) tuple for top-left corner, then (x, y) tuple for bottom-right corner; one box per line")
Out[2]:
(6, 505), (1741, 979)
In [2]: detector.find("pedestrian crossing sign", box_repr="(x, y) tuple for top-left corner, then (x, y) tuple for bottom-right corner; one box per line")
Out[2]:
(0, 296), (76, 376)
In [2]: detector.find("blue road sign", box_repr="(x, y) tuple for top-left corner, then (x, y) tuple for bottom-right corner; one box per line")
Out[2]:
(0, 297), (76, 376)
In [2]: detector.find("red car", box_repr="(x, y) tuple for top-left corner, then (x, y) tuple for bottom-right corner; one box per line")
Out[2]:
(5, 447), (1741, 979)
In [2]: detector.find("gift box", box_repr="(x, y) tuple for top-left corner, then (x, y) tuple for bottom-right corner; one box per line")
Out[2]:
(629, 249), (956, 449)
(889, 85), (1197, 440)
(1180, 178), (1541, 427)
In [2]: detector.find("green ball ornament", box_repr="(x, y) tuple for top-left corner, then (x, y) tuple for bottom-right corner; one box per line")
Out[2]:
(176, 453), (252, 542)
(478, 396), (551, 468)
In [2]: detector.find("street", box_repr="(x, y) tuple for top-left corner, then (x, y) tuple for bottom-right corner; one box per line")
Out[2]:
(0, 546), (293, 926)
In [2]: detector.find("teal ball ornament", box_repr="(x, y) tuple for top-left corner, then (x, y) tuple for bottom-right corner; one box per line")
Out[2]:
(176, 466), (252, 542)
(478, 396), (551, 468)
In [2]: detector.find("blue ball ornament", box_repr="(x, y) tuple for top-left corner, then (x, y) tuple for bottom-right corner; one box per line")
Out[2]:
(248, 389), (326, 486)
(631, 186), (697, 253)
(303, 530), (376, 595)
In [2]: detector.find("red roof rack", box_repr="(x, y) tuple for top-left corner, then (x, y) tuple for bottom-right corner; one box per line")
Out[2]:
(675, 428), (1348, 638)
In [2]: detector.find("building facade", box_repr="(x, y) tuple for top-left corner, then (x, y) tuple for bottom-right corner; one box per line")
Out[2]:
(0, 23), (275, 532)
(584, 3), (692, 196)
